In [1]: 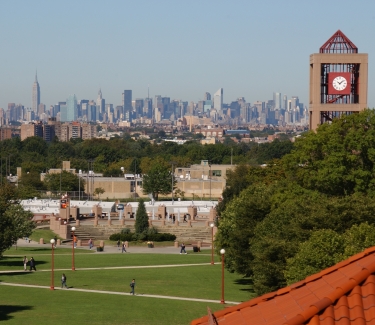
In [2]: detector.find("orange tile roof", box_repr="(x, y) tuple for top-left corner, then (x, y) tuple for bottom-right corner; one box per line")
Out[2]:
(191, 247), (375, 325)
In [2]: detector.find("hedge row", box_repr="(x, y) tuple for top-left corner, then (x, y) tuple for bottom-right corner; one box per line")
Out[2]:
(109, 232), (176, 242)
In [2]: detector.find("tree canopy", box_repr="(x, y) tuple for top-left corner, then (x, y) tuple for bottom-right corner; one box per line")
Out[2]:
(215, 110), (375, 296)
(142, 163), (176, 200)
(0, 184), (35, 257)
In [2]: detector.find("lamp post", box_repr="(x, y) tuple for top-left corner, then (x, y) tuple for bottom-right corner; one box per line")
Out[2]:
(170, 161), (176, 203)
(60, 160), (63, 194)
(210, 222), (215, 265)
(50, 239), (55, 290)
(78, 170), (82, 201)
(134, 159), (137, 200)
(71, 226), (76, 271)
(209, 163), (212, 201)
(220, 248), (225, 304)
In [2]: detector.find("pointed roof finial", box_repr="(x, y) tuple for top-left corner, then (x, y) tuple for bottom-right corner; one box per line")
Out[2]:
(35, 70), (38, 82)
(320, 30), (358, 54)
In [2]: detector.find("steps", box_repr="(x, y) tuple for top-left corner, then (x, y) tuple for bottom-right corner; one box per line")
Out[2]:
(75, 224), (212, 243)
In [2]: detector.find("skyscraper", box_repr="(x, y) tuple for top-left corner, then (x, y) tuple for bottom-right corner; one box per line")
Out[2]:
(65, 95), (77, 122)
(213, 88), (223, 111)
(122, 90), (132, 118)
(96, 89), (105, 120)
(273, 92), (281, 110)
(32, 72), (40, 113)
(204, 92), (211, 101)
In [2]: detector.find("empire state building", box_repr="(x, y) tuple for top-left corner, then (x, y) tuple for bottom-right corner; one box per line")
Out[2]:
(32, 72), (40, 112)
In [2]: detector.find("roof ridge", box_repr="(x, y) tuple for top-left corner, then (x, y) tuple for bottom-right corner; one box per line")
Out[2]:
(283, 254), (375, 325)
(191, 247), (375, 325)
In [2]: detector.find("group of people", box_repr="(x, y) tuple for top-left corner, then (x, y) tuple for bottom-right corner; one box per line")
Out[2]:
(117, 240), (127, 253)
(23, 256), (36, 271)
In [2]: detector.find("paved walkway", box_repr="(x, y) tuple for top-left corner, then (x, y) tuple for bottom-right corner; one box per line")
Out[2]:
(0, 282), (239, 304)
(15, 238), (209, 255)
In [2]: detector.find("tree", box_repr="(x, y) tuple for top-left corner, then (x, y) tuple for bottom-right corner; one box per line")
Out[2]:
(93, 187), (105, 199)
(284, 223), (375, 285)
(135, 199), (149, 234)
(43, 171), (83, 192)
(284, 229), (345, 285)
(142, 163), (176, 200)
(0, 184), (35, 256)
(283, 109), (375, 196)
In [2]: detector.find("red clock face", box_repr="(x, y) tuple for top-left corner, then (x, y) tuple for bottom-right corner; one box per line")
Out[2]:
(328, 72), (351, 95)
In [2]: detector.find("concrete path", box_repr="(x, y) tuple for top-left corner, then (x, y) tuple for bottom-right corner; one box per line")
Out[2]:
(14, 238), (210, 255)
(0, 282), (239, 305)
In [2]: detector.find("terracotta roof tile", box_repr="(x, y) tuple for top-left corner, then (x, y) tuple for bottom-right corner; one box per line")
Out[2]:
(191, 247), (375, 325)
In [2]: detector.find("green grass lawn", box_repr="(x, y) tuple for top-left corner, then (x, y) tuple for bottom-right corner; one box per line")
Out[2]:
(0, 247), (256, 325)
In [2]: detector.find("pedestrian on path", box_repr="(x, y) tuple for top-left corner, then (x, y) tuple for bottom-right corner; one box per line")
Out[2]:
(73, 235), (77, 248)
(117, 240), (121, 250)
(122, 242), (127, 253)
(180, 243), (187, 254)
(61, 273), (68, 288)
(129, 279), (135, 295)
(54, 236), (57, 247)
(29, 257), (36, 271)
(88, 238), (93, 250)
(23, 256), (28, 271)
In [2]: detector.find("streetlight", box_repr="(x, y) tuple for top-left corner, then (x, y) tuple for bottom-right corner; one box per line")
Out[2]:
(71, 226), (76, 271)
(134, 159), (137, 200)
(50, 239), (55, 290)
(210, 222), (215, 265)
(209, 163), (212, 201)
(170, 161), (176, 203)
(78, 170), (82, 201)
(220, 248), (225, 304)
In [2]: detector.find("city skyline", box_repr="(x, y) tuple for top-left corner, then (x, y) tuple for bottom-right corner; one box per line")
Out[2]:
(1, 1), (375, 110)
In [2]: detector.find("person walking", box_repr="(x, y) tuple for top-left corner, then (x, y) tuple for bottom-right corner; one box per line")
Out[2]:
(180, 243), (187, 254)
(129, 279), (136, 295)
(121, 242), (127, 253)
(29, 257), (36, 271)
(73, 235), (77, 248)
(117, 240), (121, 250)
(88, 238), (93, 250)
(61, 273), (68, 288)
(23, 256), (28, 271)
(54, 236), (57, 248)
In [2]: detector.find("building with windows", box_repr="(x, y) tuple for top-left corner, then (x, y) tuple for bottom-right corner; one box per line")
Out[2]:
(32, 72), (40, 113)
(213, 88), (223, 111)
(65, 95), (78, 122)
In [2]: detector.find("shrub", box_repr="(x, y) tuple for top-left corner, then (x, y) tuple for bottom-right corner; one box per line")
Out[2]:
(109, 231), (176, 242)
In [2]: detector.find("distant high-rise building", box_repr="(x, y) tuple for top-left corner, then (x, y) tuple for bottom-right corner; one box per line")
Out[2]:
(96, 89), (105, 120)
(32, 72), (40, 113)
(204, 92), (211, 101)
(283, 95), (288, 110)
(213, 88), (223, 111)
(273, 92), (281, 110)
(122, 90), (132, 117)
(65, 95), (78, 122)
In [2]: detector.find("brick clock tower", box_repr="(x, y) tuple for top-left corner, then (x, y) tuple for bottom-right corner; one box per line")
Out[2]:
(309, 30), (368, 131)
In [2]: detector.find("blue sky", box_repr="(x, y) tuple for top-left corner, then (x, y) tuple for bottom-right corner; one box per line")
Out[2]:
(1, 0), (375, 110)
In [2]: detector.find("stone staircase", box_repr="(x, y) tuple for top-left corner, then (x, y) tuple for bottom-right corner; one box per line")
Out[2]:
(75, 224), (212, 243)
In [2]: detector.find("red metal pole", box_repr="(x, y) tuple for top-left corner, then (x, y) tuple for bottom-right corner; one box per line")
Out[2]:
(220, 253), (225, 304)
(50, 243), (54, 290)
(211, 226), (214, 265)
(72, 231), (75, 271)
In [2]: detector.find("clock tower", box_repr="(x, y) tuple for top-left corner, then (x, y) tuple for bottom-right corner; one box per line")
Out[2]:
(309, 30), (368, 131)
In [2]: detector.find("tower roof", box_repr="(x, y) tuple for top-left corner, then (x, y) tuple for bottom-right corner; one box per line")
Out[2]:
(320, 30), (358, 53)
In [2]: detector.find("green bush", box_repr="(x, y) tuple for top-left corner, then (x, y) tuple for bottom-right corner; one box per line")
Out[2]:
(109, 231), (176, 242)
